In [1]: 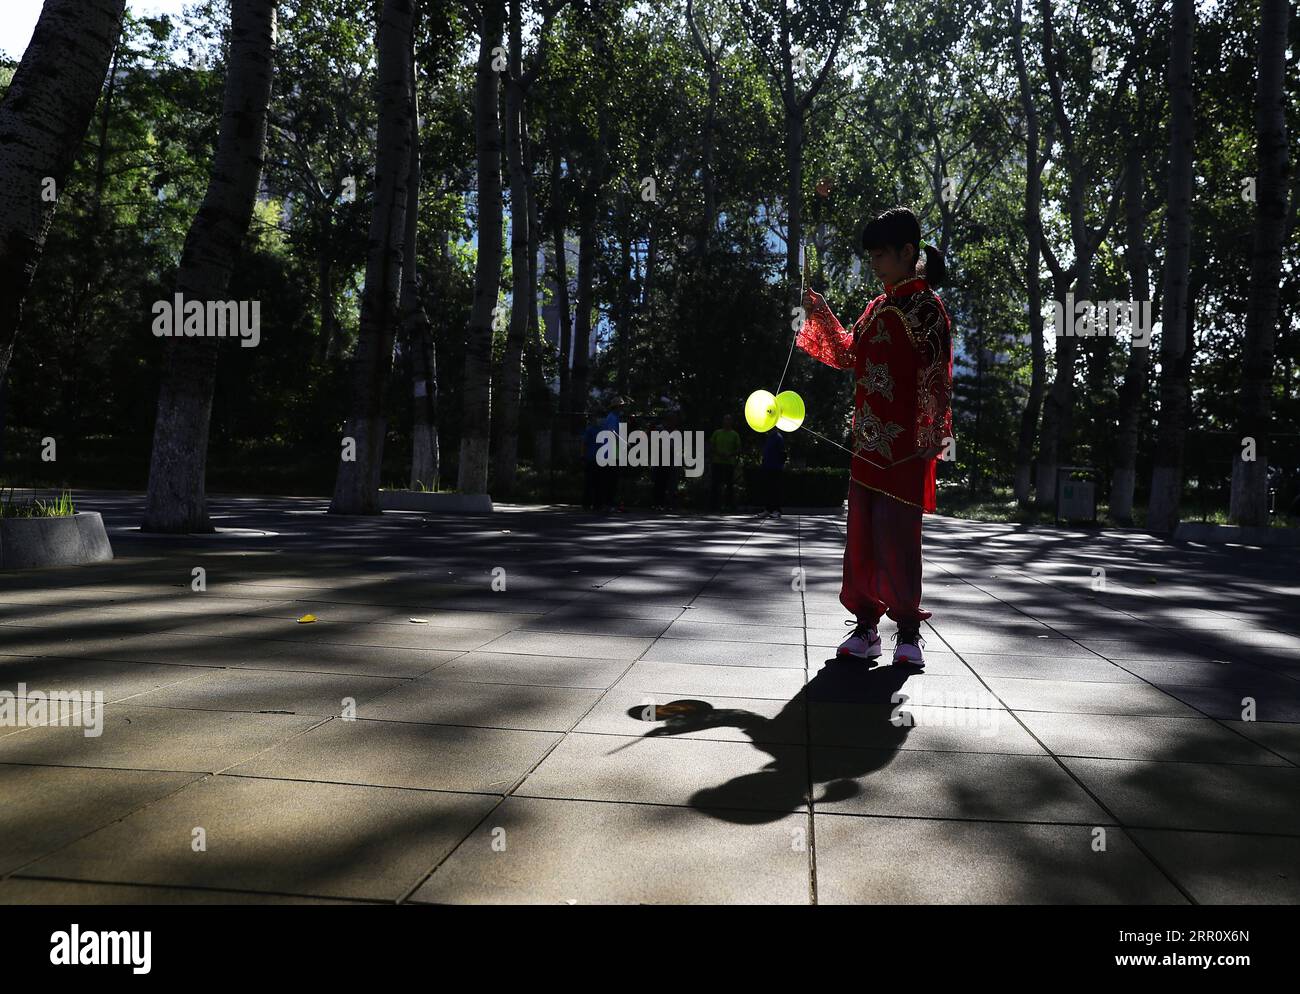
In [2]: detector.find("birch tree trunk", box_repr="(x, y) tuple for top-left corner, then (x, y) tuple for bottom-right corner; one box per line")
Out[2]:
(1111, 138), (1152, 524)
(1147, 0), (1196, 533)
(550, 145), (572, 428)
(1011, 0), (1045, 506)
(492, 0), (529, 496)
(1229, 0), (1290, 526)
(141, 0), (276, 532)
(0, 0), (127, 385)
(458, 0), (505, 495)
(401, 23), (437, 492)
(330, 0), (414, 515)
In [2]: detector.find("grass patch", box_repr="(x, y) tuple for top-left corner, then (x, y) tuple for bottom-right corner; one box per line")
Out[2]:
(0, 488), (76, 518)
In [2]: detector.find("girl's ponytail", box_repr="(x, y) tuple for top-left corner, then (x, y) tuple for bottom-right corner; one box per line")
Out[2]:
(920, 243), (946, 289)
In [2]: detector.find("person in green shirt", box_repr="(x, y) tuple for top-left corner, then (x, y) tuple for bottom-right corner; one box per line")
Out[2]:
(709, 415), (741, 511)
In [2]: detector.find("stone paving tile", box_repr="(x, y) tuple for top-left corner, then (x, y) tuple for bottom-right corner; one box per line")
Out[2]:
(229, 717), (561, 793)
(0, 655), (217, 707)
(983, 676), (1199, 716)
(20, 775), (496, 901)
(432, 650), (631, 689)
(1152, 685), (1300, 723)
(814, 815), (1186, 904)
(0, 764), (202, 874)
(1108, 658), (1295, 691)
(1061, 757), (1300, 834)
(92, 632), (456, 678)
(411, 796), (810, 904)
(362, 677), (601, 731)
(809, 748), (1113, 824)
(612, 660), (806, 700)
(0, 630), (170, 662)
(683, 598), (807, 626)
(932, 634), (1099, 657)
(1128, 829), (1300, 904)
(515, 615), (672, 637)
(478, 630), (653, 660)
(809, 702), (1041, 755)
(660, 619), (805, 645)
(952, 652), (1143, 683)
(1016, 712), (1289, 765)
(0, 878), (362, 904)
(156, 615), (501, 651)
(1217, 719), (1300, 763)
(640, 638), (805, 669)
(515, 731), (808, 813)
(804, 649), (972, 677)
(1080, 640), (1295, 668)
(543, 597), (689, 621)
(0, 704), (322, 774)
(126, 668), (404, 716)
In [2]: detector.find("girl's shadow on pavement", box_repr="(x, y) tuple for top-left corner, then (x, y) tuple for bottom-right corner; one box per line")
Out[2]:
(621, 657), (918, 824)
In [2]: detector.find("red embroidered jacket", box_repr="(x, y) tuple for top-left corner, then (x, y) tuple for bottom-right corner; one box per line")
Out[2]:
(796, 277), (953, 512)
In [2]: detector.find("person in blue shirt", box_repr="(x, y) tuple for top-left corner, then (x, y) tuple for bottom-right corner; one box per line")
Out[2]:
(598, 395), (626, 511)
(760, 429), (786, 518)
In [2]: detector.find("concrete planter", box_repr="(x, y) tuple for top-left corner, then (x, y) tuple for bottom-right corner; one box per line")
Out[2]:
(378, 490), (493, 513)
(0, 512), (114, 570)
(1173, 522), (1300, 547)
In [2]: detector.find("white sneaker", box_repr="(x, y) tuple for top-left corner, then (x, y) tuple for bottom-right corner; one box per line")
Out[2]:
(838, 621), (882, 660)
(892, 629), (926, 667)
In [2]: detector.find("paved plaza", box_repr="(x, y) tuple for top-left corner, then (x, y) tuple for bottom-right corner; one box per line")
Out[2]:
(1, 493), (1297, 904)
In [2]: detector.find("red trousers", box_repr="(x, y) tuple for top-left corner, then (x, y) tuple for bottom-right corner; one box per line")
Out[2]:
(841, 482), (930, 627)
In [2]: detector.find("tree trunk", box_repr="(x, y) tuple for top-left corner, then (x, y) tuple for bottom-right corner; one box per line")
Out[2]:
(318, 240), (337, 361)
(523, 118), (549, 470)
(141, 0), (275, 532)
(458, 0), (504, 495)
(550, 146), (572, 427)
(492, 0), (529, 496)
(1147, 0), (1196, 533)
(401, 24), (437, 492)
(571, 185), (596, 430)
(1034, 0), (1093, 510)
(1011, 0), (1045, 505)
(1229, 0), (1290, 526)
(1110, 139), (1152, 524)
(0, 0), (126, 385)
(784, 105), (804, 309)
(330, 0), (414, 515)
(615, 206), (633, 395)
(569, 84), (608, 437)
(460, 0), (504, 496)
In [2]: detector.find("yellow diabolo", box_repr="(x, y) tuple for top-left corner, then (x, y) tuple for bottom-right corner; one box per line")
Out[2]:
(774, 390), (805, 432)
(744, 390), (779, 432)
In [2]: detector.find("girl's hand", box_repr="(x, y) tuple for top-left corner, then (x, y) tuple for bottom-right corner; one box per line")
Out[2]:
(802, 288), (825, 312)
